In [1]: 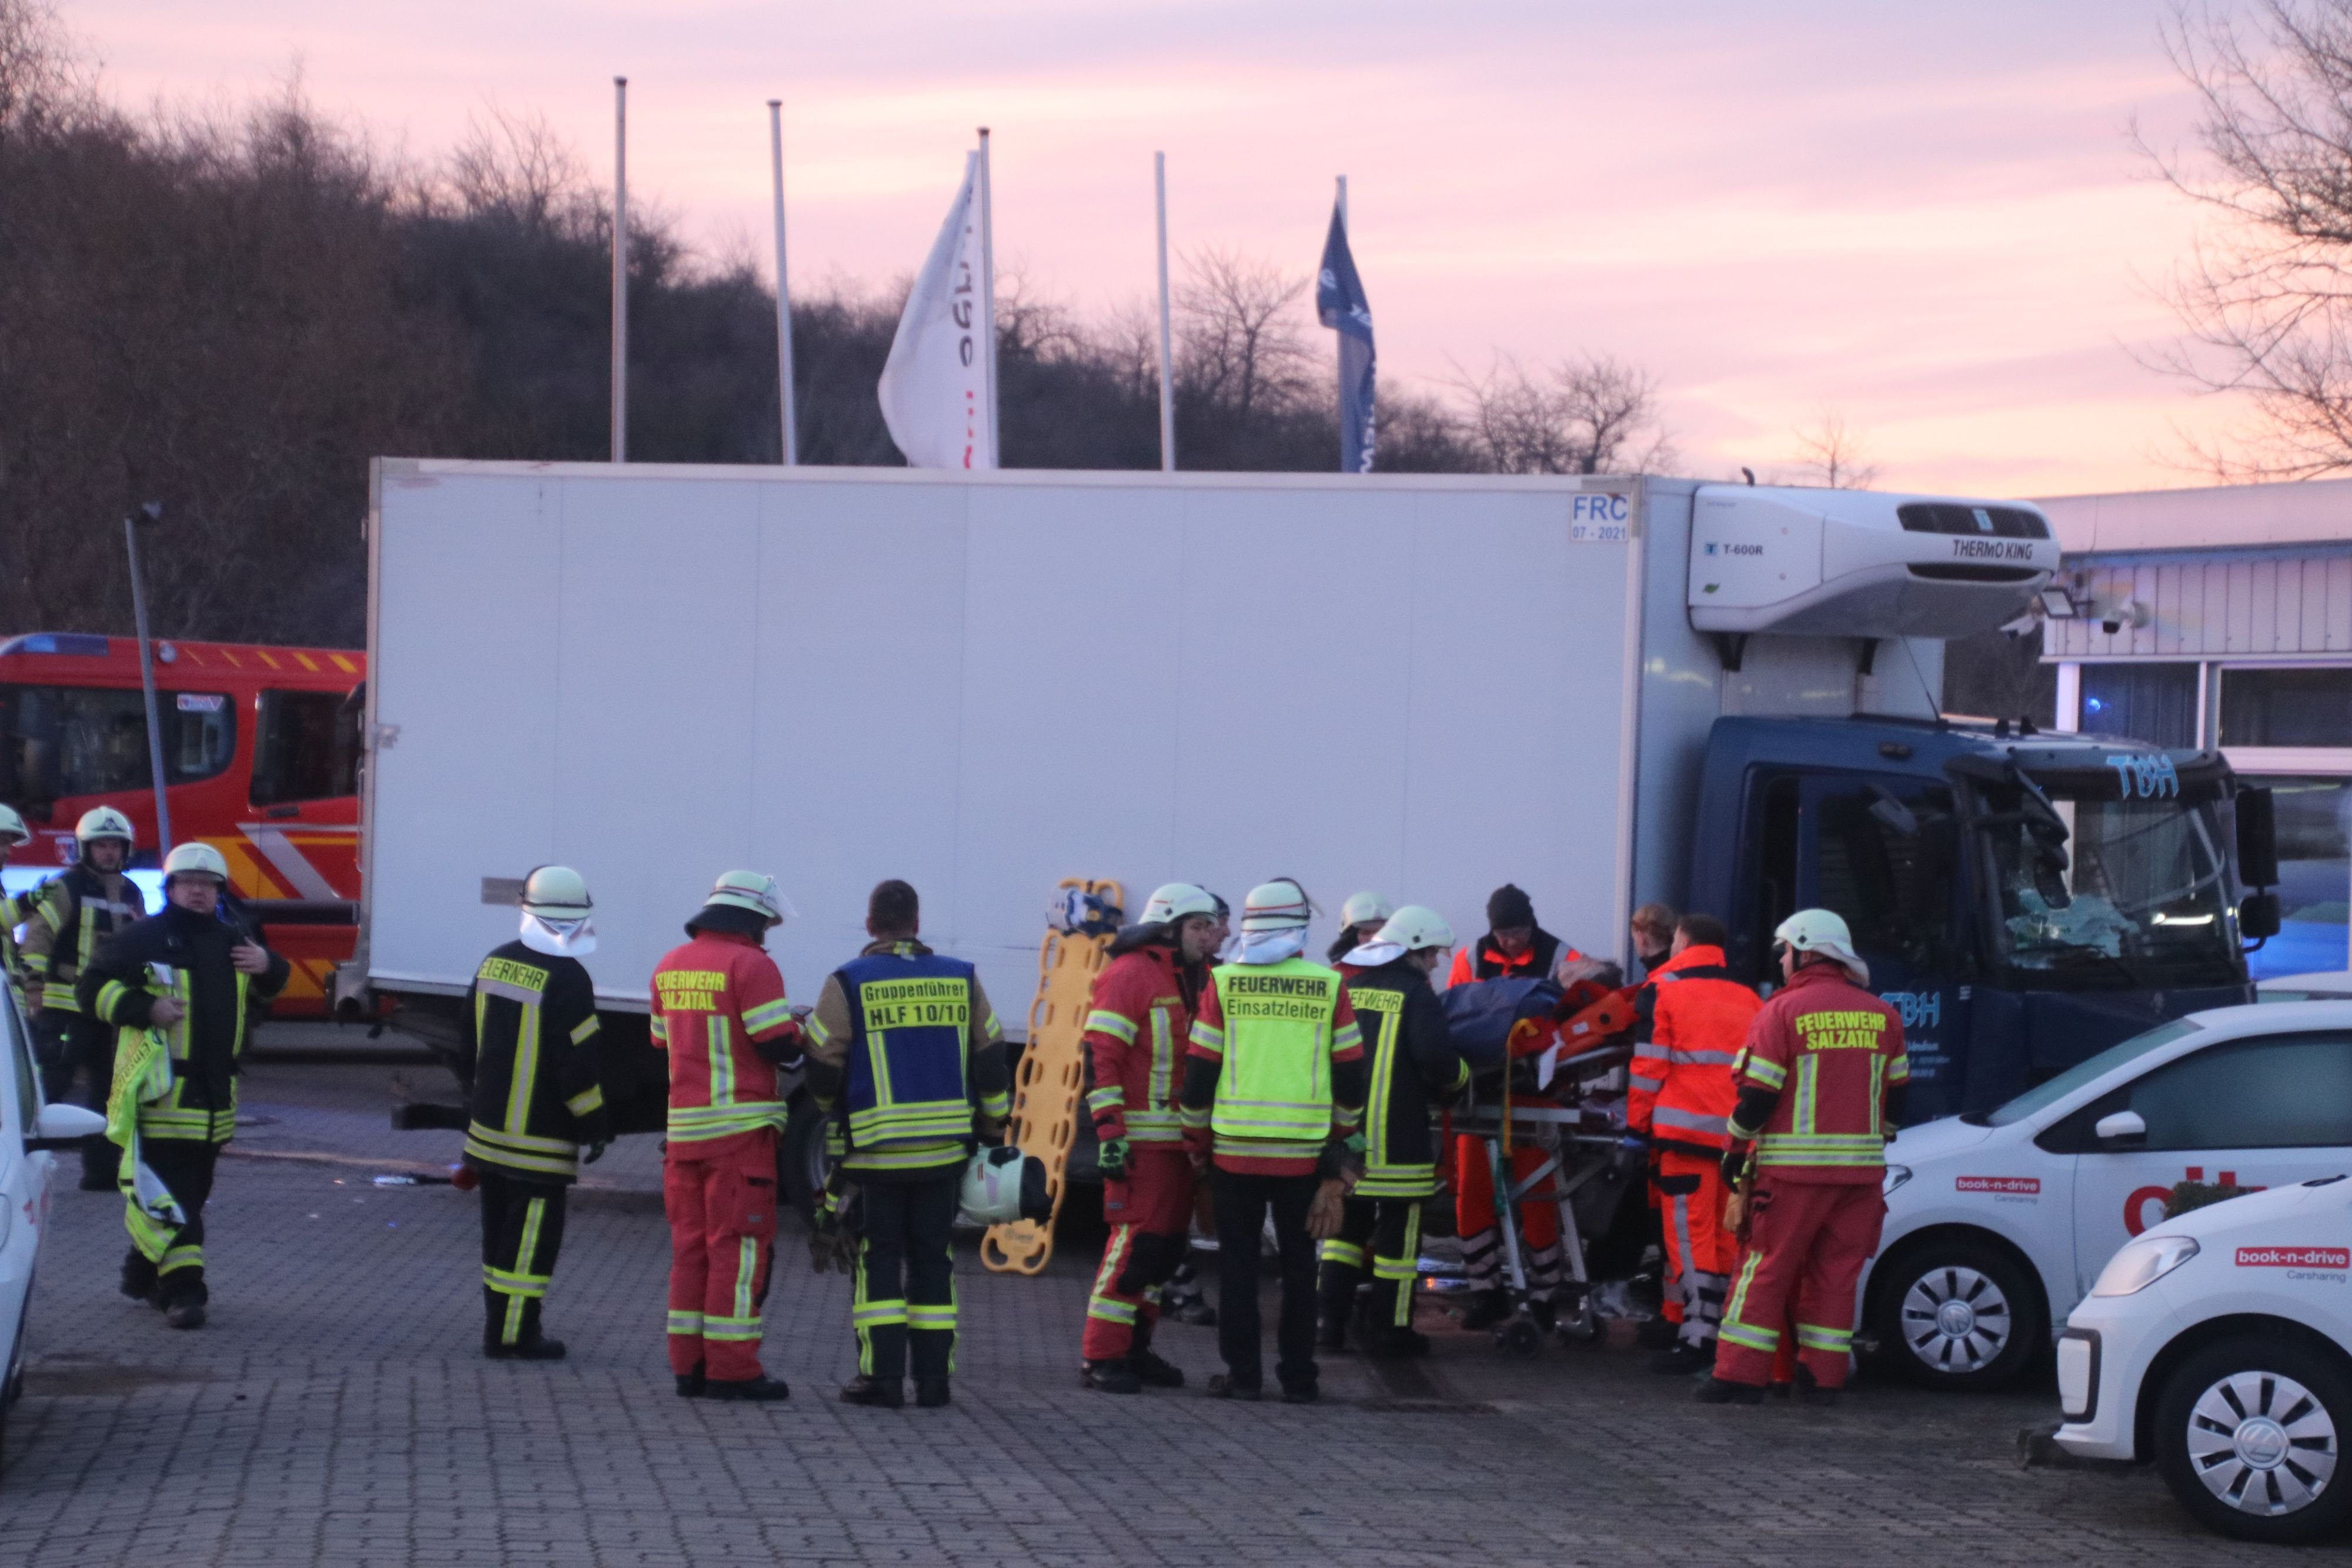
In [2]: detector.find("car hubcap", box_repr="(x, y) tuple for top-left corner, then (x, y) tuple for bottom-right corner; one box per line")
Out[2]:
(1900, 1265), (2011, 1374)
(2187, 1371), (2337, 1516)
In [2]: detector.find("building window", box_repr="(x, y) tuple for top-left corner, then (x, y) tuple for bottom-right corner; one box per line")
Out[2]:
(2221, 667), (2352, 748)
(2079, 663), (2199, 748)
(2247, 775), (2352, 979)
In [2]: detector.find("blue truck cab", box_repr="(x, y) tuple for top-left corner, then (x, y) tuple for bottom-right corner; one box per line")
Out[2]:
(1686, 717), (2267, 1121)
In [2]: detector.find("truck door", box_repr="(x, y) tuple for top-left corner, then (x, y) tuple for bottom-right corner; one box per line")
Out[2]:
(1795, 773), (1972, 1119)
(2041, 1029), (2352, 1312)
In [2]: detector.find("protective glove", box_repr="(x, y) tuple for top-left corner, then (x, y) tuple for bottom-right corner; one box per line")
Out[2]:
(1719, 1145), (1748, 1189)
(1097, 1136), (1130, 1181)
(1306, 1178), (1348, 1241)
(808, 1191), (858, 1274)
(583, 1141), (609, 1165)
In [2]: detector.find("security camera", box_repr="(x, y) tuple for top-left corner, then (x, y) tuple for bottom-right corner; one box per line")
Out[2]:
(2097, 599), (2149, 636)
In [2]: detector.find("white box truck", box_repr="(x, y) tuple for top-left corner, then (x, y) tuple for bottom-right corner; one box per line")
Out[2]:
(348, 462), (2277, 1208)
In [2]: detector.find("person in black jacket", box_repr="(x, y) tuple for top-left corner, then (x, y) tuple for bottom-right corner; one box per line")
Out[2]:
(80, 842), (288, 1328)
(1318, 905), (1470, 1359)
(459, 866), (614, 1360)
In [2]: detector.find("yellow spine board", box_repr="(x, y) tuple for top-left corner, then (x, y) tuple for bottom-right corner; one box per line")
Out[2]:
(981, 877), (1122, 1275)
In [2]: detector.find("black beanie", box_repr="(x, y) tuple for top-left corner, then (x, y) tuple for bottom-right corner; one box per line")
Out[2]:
(1486, 883), (1535, 930)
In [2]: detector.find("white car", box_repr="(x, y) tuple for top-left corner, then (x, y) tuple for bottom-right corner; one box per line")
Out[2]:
(0, 982), (105, 1479)
(1862, 1000), (2352, 1390)
(2056, 1176), (2352, 1543)
(2258, 970), (2352, 1002)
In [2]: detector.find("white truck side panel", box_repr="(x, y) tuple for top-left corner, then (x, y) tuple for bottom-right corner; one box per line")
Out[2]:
(365, 463), (1639, 1021)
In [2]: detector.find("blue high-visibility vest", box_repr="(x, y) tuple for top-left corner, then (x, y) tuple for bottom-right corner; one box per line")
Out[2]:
(838, 949), (977, 1154)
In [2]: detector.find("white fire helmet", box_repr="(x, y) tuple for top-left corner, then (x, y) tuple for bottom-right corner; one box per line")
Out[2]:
(162, 842), (230, 884)
(519, 865), (597, 958)
(1339, 891), (1394, 931)
(704, 869), (796, 927)
(1773, 908), (1867, 983)
(1374, 905), (1454, 953)
(0, 804), (27, 847)
(1240, 878), (1314, 933)
(1141, 882), (1217, 927)
(76, 805), (135, 851)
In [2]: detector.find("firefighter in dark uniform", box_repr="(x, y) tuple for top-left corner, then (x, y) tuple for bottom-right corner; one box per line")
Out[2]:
(25, 805), (146, 1189)
(805, 880), (1010, 1410)
(1318, 905), (1469, 1358)
(81, 842), (287, 1328)
(459, 866), (614, 1360)
(0, 804), (32, 1012)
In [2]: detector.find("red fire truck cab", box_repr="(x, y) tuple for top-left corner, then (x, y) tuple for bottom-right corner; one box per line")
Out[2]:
(0, 631), (363, 1017)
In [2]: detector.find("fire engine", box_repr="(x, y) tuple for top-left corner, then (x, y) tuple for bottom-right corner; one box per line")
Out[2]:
(0, 631), (363, 1017)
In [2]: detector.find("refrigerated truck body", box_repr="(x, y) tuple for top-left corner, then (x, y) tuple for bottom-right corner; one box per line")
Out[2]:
(346, 461), (2269, 1151)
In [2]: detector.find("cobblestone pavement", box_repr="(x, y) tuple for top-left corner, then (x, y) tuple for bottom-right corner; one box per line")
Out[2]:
(0, 1059), (2334, 1565)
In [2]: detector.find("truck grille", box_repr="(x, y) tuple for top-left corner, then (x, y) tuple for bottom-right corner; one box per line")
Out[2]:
(1897, 503), (2049, 540)
(1907, 564), (2043, 583)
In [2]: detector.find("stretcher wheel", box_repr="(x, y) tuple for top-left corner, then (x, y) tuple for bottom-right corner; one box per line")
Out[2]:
(1555, 1306), (1602, 1345)
(1496, 1316), (1543, 1359)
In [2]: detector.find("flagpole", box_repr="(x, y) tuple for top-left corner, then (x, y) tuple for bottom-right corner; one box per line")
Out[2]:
(1155, 151), (1175, 473)
(612, 76), (629, 464)
(977, 126), (1000, 469)
(768, 99), (798, 466)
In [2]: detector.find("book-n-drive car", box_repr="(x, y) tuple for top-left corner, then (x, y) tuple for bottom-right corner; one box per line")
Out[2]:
(1863, 1001), (2352, 1391)
(2057, 1175), (2352, 1543)
(0, 980), (106, 1479)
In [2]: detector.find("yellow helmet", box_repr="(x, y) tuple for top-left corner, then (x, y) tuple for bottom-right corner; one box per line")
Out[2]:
(162, 842), (230, 884)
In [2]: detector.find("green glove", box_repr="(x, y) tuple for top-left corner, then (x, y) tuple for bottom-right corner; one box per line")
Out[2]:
(1098, 1136), (1130, 1180)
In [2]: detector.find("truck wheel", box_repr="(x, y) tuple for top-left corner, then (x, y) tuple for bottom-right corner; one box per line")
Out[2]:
(2154, 1335), (2350, 1544)
(779, 1099), (833, 1222)
(1871, 1238), (2039, 1390)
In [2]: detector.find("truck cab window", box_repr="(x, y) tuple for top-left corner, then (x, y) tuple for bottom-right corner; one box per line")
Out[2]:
(1809, 778), (1961, 975)
(0, 683), (232, 800)
(250, 688), (362, 806)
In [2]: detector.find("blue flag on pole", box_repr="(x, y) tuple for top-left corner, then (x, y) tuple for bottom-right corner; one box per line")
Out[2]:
(1317, 202), (1375, 473)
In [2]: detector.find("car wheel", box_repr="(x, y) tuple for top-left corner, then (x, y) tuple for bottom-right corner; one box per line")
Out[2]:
(2154, 1335), (2351, 1544)
(778, 1098), (833, 1222)
(1872, 1238), (2039, 1390)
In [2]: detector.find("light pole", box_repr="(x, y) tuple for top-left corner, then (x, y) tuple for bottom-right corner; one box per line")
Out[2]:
(122, 501), (171, 854)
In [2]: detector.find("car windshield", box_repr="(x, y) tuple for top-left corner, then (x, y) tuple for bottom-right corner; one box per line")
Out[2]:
(1973, 772), (2240, 988)
(1980, 1016), (2206, 1126)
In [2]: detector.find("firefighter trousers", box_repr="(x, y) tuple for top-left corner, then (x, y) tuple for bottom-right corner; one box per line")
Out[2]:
(1082, 1145), (1194, 1364)
(1454, 1135), (1561, 1297)
(664, 1135), (781, 1383)
(1211, 1166), (1319, 1393)
(1714, 1176), (1888, 1390)
(853, 1170), (960, 1384)
(122, 1136), (218, 1306)
(36, 1012), (119, 1188)
(1317, 1195), (1424, 1334)
(1653, 1149), (1732, 1350)
(479, 1170), (569, 1349)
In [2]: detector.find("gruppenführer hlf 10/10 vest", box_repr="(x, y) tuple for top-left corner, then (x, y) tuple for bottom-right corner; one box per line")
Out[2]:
(838, 949), (979, 1170)
(1201, 958), (1346, 1161)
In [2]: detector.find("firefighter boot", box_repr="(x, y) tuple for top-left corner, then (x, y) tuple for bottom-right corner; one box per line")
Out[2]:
(1693, 1376), (1764, 1406)
(839, 1375), (905, 1409)
(1459, 1288), (1512, 1332)
(1794, 1364), (1840, 1408)
(676, 1364), (709, 1399)
(915, 1379), (951, 1409)
(705, 1376), (791, 1402)
(1364, 1326), (1432, 1360)
(482, 1292), (566, 1360)
(1128, 1323), (1185, 1388)
(161, 1271), (208, 1331)
(1084, 1360), (1143, 1394)
(1649, 1340), (1718, 1377)
(119, 1250), (161, 1308)
(1635, 1315), (1681, 1350)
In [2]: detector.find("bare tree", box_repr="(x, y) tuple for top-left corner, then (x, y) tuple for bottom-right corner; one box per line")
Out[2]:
(1791, 408), (1882, 487)
(1452, 353), (1671, 474)
(1174, 248), (1314, 419)
(2143, 1), (2352, 476)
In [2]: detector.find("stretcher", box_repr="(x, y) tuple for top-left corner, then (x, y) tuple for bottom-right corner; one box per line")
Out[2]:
(1447, 988), (1641, 1357)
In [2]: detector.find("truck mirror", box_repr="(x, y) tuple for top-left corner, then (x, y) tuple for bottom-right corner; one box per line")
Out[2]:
(2236, 786), (2279, 889)
(2238, 890), (2282, 941)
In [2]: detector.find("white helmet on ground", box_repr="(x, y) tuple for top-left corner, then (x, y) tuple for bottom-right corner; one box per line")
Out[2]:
(1774, 908), (1868, 984)
(162, 842), (230, 884)
(1240, 878), (1313, 933)
(704, 870), (796, 927)
(76, 805), (134, 850)
(1339, 890), (1394, 931)
(0, 804), (27, 846)
(1141, 882), (1217, 927)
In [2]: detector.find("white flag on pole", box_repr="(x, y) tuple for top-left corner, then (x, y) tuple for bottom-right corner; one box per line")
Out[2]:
(878, 152), (995, 469)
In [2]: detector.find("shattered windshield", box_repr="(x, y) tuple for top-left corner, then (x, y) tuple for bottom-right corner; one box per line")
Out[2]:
(1973, 771), (2241, 988)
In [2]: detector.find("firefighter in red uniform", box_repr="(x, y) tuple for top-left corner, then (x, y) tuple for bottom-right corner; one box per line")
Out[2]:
(1700, 908), (1906, 1406)
(1625, 912), (1759, 1375)
(1449, 883), (1579, 1328)
(1080, 882), (1220, 1393)
(653, 871), (806, 1403)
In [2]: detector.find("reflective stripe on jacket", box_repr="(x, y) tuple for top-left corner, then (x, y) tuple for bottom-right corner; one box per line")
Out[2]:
(1625, 945), (1757, 1154)
(1083, 944), (1195, 1145)
(461, 941), (612, 1182)
(1183, 957), (1364, 1167)
(805, 938), (1010, 1176)
(652, 930), (796, 1152)
(1342, 957), (1468, 1198)
(82, 905), (288, 1145)
(24, 865), (143, 1012)
(1729, 962), (1907, 1183)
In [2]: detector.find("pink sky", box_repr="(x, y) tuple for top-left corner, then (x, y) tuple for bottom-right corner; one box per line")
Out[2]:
(64, 0), (2239, 497)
